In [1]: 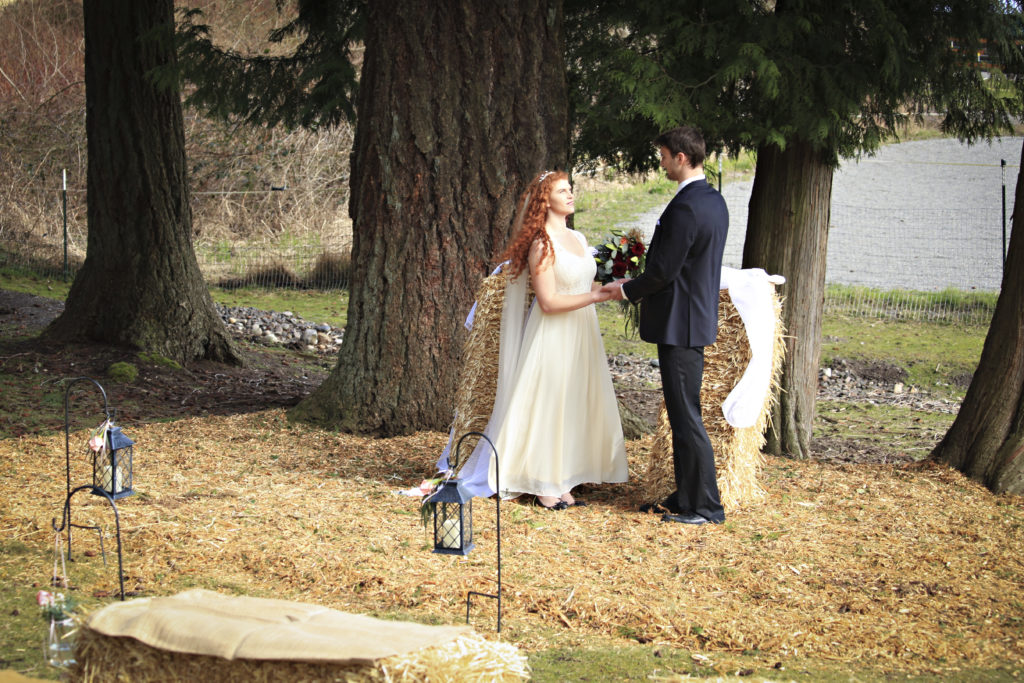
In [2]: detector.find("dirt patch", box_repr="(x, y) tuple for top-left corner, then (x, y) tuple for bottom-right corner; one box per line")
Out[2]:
(950, 371), (974, 389)
(0, 288), (65, 333)
(827, 357), (907, 384)
(811, 437), (918, 466)
(0, 290), (329, 436)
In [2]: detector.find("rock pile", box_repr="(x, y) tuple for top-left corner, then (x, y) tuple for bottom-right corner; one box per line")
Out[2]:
(215, 304), (344, 354)
(212, 302), (960, 415)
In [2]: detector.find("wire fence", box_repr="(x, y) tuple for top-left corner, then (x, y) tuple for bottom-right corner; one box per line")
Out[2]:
(0, 186), (1010, 327)
(718, 202), (1009, 326)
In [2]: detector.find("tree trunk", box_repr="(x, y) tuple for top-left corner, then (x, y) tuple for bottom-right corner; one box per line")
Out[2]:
(932, 143), (1024, 495)
(290, 0), (569, 435)
(44, 0), (241, 366)
(742, 141), (833, 459)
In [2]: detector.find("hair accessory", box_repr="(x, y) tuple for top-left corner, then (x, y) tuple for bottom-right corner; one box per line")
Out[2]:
(537, 170), (553, 182)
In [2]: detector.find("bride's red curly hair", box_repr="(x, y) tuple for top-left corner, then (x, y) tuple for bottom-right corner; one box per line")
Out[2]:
(498, 170), (568, 279)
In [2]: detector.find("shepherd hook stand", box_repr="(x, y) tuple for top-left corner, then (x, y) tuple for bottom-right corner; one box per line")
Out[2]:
(457, 431), (502, 633)
(50, 377), (127, 600)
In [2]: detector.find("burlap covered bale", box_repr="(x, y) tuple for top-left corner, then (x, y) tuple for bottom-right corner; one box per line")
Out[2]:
(69, 589), (527, 682)
(645, 289), (785, 511)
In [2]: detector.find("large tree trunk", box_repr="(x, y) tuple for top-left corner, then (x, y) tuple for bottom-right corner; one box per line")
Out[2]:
(932, 143), (1024, 494)
(742, 141), (833, 459)
(290, 0), (568, 435)
(43, 0), (241, 366)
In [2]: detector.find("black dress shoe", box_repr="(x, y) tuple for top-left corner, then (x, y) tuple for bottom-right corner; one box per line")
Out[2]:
(661, 512), (709, 525)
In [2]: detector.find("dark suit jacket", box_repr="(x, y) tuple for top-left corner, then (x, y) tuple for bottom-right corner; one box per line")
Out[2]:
(622, 178), (728, 347)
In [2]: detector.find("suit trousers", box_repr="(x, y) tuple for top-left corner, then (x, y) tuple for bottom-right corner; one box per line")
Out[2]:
(657, 343), (725, 523)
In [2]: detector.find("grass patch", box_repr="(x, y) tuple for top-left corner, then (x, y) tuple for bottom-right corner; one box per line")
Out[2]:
(595, 301), (654, 358)
(210, 286), (348, 329)
(0, 538), (112, 680)
(814, 400), (956, 460)
(0, 269), (71, 301)
(528, 643), (711, 681)
(572, 174), (676, 242)
(825, 284), (998, 326)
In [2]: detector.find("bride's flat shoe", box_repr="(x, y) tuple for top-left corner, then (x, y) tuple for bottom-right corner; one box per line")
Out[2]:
(536, 497), (569, 510)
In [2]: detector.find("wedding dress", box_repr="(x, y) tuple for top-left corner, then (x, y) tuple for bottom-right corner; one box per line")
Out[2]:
(443, 229), (628, 499)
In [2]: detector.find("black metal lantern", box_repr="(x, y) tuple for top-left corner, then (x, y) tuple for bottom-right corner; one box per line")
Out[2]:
(92, 424), (134, 500)
(427, 431), (502, 631)
(55, 377), (130, 600)
(428, 477), (475, 556)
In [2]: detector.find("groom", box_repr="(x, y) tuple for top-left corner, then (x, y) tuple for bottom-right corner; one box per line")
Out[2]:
(603, 126), (728, 525)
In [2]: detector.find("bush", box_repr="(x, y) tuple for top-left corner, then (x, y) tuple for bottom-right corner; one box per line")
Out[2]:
(107, 362), (138, 383)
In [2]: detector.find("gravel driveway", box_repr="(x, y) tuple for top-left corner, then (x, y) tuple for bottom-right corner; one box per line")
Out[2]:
(628, 137), (1021, 292)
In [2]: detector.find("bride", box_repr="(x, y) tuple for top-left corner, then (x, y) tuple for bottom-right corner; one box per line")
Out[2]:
(449, 170), (628, 509)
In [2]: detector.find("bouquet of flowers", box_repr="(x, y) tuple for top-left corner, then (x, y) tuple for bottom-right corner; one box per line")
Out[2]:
(593, 228), (647, 336)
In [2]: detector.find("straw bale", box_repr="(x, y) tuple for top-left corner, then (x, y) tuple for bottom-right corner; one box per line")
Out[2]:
(70, 627), (527, 682)
(645, 289), (785, 510)
(449, 272), (508, 445)
(449, 271), (534, 461)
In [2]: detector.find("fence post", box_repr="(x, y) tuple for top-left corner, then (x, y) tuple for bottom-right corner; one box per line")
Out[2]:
(1002, 158), (1007, 274)
(62, 169), (68, 282)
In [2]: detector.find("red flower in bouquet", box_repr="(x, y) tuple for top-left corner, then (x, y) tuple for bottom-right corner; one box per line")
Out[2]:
(592, 228), (647, 337)
(593, 228), (646, 285)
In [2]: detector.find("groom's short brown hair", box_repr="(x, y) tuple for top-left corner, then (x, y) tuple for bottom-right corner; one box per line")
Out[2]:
(655, 126), (706, 168)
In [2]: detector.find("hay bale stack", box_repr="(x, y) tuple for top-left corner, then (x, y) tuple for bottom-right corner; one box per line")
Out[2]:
(449, 272), (783, 511)
(70, 590), (527, 682)
(449, 271), (533, 452)
(449, 272), (508, 444)
(645, 289), (785, 510)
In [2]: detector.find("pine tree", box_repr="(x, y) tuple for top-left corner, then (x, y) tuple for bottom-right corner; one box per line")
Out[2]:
(179, 0), (568, 434)
(566, 0), (1024, 459)
(932, 140), (1024, 495)
(45, 0), (241, 365)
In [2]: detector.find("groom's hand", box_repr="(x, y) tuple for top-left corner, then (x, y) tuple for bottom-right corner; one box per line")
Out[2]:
(601, 279), (630, 301)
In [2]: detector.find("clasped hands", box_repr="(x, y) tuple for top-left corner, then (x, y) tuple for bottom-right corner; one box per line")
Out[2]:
(593, 278), (630, 303)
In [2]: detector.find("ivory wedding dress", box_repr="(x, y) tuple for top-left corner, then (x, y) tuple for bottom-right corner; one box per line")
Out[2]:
(485, 229), (628, 498)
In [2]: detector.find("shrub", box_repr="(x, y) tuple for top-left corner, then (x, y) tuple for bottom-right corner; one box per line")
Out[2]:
(107, 362), (138, 383)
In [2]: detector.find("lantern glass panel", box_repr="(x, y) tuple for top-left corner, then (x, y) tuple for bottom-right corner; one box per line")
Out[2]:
(438, 501), (471, 550)
(428, 478), (474, 556)
(92, 428), (134, 500)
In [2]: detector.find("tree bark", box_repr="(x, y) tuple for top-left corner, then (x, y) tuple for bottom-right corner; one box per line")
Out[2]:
(43, 0), (241, 366)
(742, 141), (833, 459)
(290, 0), (568, 435)
(932, 143), (1024, 495)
